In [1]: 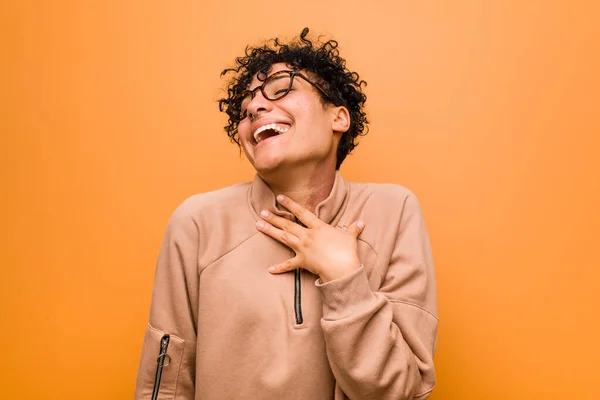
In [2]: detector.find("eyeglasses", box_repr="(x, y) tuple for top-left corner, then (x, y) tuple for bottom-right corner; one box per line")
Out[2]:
(235, 70), (331, 120)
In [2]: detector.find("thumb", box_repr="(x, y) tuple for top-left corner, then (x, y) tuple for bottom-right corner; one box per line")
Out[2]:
(347, 220), (365, 237)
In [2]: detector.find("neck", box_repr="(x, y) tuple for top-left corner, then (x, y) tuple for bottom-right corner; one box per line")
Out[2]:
(262, 166), (337, 213)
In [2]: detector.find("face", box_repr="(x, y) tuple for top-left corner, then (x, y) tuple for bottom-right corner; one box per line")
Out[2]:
(237, 63), (349, 178)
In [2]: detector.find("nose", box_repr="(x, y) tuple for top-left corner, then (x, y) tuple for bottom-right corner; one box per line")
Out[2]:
(246, 90), (273, 120)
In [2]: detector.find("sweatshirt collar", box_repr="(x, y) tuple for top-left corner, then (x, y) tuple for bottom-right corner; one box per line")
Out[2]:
(248, 172), (349, 226)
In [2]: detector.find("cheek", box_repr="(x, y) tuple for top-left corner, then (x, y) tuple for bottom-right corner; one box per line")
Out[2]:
(298, 108), (332, 139)
(293, 103), (321, 131)
(238, 119), (250, 135)
(237, 125), (254, 157)
(238, 122), (252, 145)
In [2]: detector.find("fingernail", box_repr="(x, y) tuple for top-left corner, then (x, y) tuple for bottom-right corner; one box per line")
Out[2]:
(358, 221), (365, 229)
(260, 210), (269, 218)
(256, 221), (264, 228)
(276, 195), (285, 202)
(268, 266), (276, 273)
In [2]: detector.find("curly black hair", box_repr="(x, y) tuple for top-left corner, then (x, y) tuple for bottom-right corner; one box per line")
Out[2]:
(218, 28), (368, 170)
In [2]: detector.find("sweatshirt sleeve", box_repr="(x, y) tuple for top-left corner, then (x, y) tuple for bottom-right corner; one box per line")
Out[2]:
(134, 205), (200, 399)
(316, 193), (438, 399)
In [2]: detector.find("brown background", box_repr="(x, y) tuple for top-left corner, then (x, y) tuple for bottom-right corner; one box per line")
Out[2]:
(2, 1), (599, 398)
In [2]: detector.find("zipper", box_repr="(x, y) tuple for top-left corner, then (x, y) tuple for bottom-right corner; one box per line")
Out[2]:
(151, 334), (171, 400)
(294, 267), (303, 324)
(293, 217), (304, 325)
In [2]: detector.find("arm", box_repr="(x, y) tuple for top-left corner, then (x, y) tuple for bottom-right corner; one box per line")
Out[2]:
(317, 194), (438, 399)
(134, 206), (199, 399)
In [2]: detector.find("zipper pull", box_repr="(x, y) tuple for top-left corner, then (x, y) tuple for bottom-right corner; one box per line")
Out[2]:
(151, 334), (171, 400)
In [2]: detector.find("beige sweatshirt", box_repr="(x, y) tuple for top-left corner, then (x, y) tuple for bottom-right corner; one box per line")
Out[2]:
(135, 173), (438, 399)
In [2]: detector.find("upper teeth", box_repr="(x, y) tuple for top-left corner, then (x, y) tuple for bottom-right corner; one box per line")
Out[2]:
(253, 124), (290, 142)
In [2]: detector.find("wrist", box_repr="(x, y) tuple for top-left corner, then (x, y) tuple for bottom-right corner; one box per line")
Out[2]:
(319, 259), (362, 283)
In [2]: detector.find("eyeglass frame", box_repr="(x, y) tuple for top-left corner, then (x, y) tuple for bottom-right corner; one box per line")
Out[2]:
(235, 69), (332, 120)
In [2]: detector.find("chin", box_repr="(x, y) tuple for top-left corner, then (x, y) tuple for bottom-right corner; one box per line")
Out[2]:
(253, 156), (305, 180)
(252, 160), (285, 176)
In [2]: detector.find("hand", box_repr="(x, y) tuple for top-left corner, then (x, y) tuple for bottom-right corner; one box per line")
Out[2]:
(255, 194), (364, 282)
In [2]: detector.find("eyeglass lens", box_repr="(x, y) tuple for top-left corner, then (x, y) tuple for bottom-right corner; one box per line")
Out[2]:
(240, 73), (293, 112)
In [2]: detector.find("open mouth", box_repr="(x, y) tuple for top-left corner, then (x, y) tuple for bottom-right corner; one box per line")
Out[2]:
(253, 123), (291, 144)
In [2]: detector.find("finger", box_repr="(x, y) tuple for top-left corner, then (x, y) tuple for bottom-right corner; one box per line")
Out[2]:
(276, 195), (321, 228)
(346, 220), (365, 238)
(260, 210), (304, 236)
(268, 257), (301, 274)
(256, 220), (300, 248)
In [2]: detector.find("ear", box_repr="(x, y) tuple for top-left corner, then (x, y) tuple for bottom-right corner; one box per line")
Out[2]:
(330, 106), (351, 134)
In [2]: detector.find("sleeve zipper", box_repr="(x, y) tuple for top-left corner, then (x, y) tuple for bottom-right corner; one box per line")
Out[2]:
(151, 334), (171, 400)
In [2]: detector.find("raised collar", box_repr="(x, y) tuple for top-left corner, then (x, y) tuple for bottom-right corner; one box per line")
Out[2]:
(247, 172), (350, 226)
